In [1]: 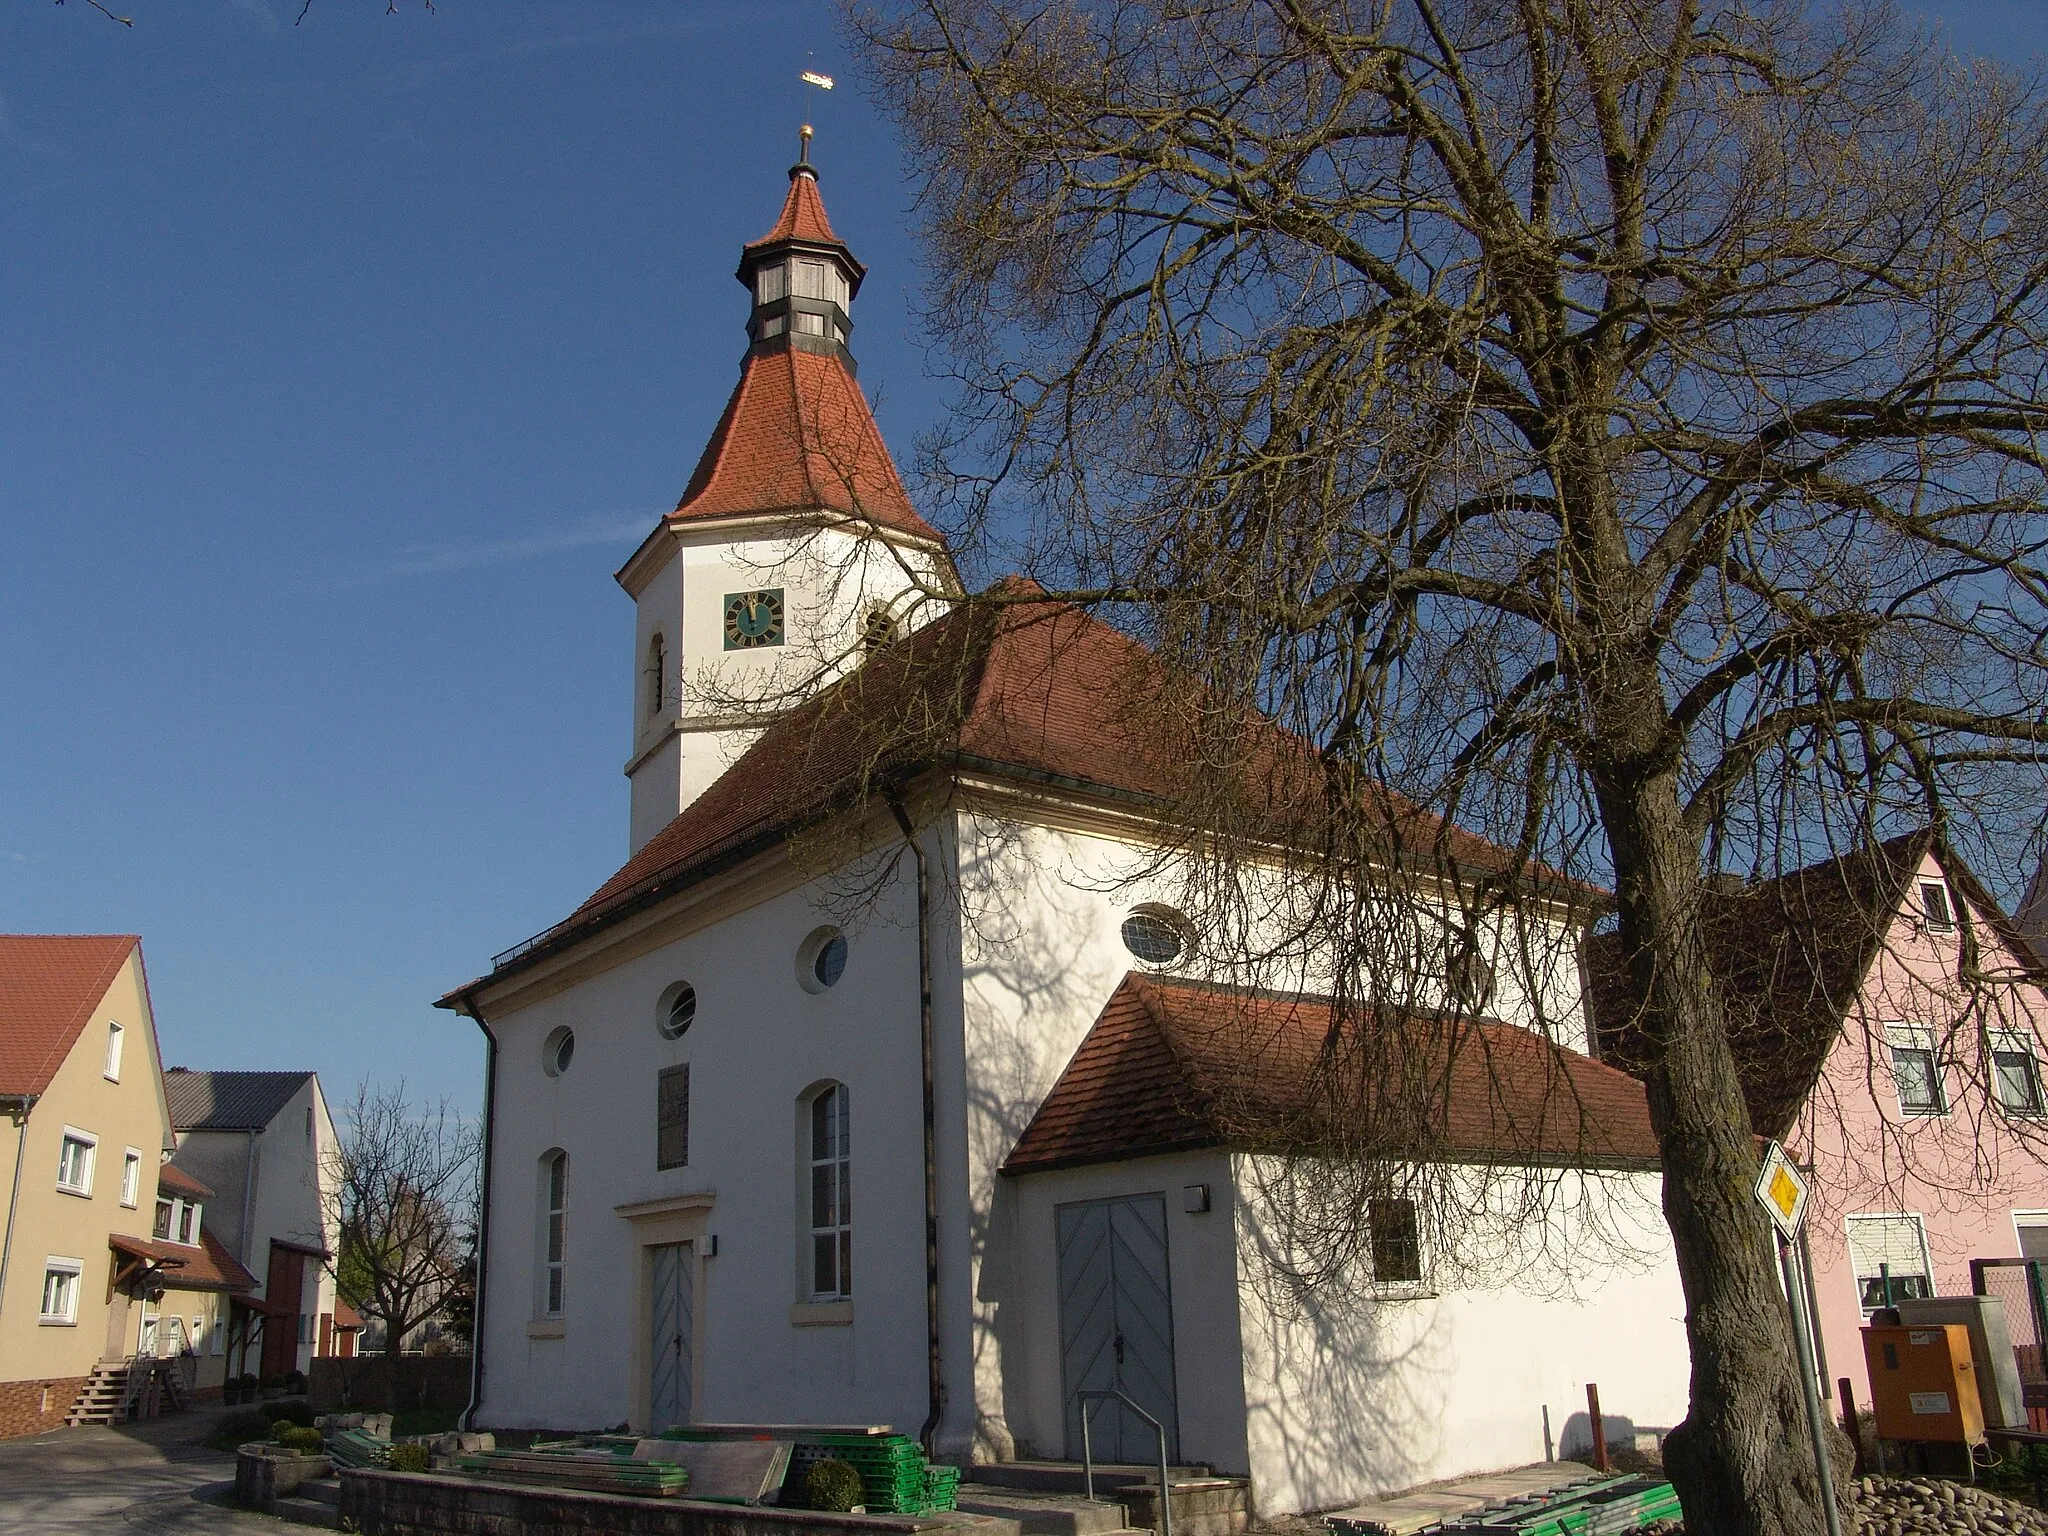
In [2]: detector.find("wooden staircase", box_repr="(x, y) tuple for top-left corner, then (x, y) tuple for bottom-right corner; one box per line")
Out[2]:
(62, 1361), (131, 1426)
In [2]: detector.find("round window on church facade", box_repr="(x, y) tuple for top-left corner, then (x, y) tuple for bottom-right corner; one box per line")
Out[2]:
(543, 1026), (576, 1077)
(658, 982), (697, 1040)
(1121, 907), (1190, 968)
(797, 927), (849, 994)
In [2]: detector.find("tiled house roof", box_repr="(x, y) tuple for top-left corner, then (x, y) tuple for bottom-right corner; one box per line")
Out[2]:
(163, 1068), (312, 1132)
(452, 587), (1562, 998)
(1003, 973), (1661, 1174)
(111, 1228), (258, 1293)
(668, 346), (936, 541)
(156, 1162), (214, 1200)
(1581, 831), (2042, 1140)
(0, 934), (140, 1097)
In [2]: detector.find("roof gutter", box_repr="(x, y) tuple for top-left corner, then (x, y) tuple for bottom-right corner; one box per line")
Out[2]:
(884, 789), (944, 1459)
(0, 1093), (39, 1328)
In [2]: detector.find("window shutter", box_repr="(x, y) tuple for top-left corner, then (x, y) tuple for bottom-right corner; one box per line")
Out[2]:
(658, 1065), (690, 1170)
(1847, 1214), (1929, 1277)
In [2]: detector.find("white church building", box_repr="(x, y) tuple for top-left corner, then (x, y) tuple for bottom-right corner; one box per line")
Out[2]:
(438, 151), (1694, 1517)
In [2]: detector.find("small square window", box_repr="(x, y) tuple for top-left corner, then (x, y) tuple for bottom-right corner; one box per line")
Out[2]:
(39, 1260), (82, 1325)
(56, 1131), (96, 1196)
(1887, 1025), (1946, 1115)
(1369, 1197), (1424, 1285)
(1992, 1033), (2044, 1115)
(1919, 881), (1956, 933)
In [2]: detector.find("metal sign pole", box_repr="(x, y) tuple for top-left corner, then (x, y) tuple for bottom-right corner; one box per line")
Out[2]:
(1779, 1230), (1845, 1536)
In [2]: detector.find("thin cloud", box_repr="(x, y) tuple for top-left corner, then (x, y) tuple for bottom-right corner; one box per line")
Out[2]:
(349, 511), (652, 585)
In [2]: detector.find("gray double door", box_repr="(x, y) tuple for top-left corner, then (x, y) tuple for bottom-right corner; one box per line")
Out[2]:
(649, 1242), (694, 1432)
(1056, 1195), (1180, 1463)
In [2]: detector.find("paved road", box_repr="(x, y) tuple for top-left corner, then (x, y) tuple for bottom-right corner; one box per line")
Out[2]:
(0, 1402), (284, 1534)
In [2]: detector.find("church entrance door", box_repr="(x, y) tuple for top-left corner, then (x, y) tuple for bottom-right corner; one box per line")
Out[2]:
(649, 1242), (694, 1432)
(1055, 1195), (1179, 1463)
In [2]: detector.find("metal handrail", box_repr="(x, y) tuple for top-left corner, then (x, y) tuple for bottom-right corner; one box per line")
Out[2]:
(1077, 1388), (1173, 1536)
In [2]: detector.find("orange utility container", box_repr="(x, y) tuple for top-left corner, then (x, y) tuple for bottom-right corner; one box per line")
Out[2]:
(1862, 1322), (1986, 1445)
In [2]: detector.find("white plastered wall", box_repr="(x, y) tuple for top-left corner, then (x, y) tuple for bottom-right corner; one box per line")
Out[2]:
(625, 525), (954, 853)
(474, 850), (946, 1435)
(1230, 1158), (1690, 1515)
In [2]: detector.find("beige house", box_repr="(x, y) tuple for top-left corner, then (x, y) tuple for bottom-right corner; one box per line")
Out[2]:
(0, 935), (254, 1437)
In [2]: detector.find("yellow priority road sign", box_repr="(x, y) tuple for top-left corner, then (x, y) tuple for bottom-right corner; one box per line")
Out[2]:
(1754, 1140), (1809, 1241)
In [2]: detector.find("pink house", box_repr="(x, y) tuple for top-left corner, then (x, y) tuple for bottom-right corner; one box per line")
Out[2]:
(1588, 831), (2048, 1415)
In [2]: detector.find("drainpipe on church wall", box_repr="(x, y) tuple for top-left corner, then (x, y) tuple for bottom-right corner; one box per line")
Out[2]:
(459, 1003), (498, 1434)
(885, 789), (944, 1458)
(0, 1094), (39, 1326)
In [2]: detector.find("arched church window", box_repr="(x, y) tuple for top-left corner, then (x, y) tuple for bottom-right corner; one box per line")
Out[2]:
(1121, 906), (1191, 968)
(804, 1084), (851, 1300)
(861, 607), (899, 652)
(539, 1150), (567, 1318)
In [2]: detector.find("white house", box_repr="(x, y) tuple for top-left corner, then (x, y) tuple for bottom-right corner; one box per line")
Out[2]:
(162, 1069), (340, 1378)
(437, 155), (1694, 1516)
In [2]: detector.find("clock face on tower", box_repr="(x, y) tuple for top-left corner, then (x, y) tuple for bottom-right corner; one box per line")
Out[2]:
(722, 588), (786, 650)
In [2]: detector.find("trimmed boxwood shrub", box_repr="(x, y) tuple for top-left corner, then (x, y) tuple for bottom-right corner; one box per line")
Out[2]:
(805, 1459), (864, 1513)
(389, 1445), (430, 1474)
(274, 1426), (325, 1454)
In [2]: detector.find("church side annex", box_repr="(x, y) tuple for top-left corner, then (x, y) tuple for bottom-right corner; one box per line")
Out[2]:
(436, 144), (1693, 1519)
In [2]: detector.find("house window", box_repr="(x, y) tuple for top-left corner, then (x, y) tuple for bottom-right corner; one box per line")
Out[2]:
(1848, 1213), (1934, 1311)
(860, 607), (899, 652)
(1919, 880), (1956, 933)
(120, 1150), (141, 1208)
(56, 1130), (96, 1196)
(39, 1259), (82, 1325)
(191, 1314), (206, 1355)
(177, 1201), (199, 1246)
(1886, 1024), (1946, 1115)
(154, 1198), (174, 1239)
(658, 1064), (690, 1171)
(646, 633), (667, 720)
(2015, 1212), (2048, 1260)
(1446, 932), (1496, 1011)
(1369, 1197), (1424, 1284)
(104, 1022), (123, 1081)
(540, 1150), (567, 1317)
(1992, 1031), (2045, 1115)
(807, 1084), (852, 1300)
(543, 1027), (575, 1077)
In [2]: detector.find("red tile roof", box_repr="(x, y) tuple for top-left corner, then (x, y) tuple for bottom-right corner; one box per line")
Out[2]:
(746, 170), (842, 250)
(668, 347), (938, 542)
(0, 935), (140, 1097)
(157, 1162), (214, 1200)
(453, 588), (1578, 996)
(333, 1298), (365, 1330)
(110, 1228), (257, 1293)
(1003, 974), (1660, 1173)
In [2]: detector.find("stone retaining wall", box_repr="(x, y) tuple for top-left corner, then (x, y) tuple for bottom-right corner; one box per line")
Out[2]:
(0, 1376), (87, 1439)
(235, 1444), (333, 1510)
(340, 1469), (996, 1536)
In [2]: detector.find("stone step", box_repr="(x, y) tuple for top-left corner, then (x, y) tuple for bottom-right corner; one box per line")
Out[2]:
(272, 1493), (343, 1529)
(298, 1477), (343, 1507)
(954, 1491), (1139, 1536)
(967, 1462), (1215, 1494)
(1118, 1480), (1250, 1536)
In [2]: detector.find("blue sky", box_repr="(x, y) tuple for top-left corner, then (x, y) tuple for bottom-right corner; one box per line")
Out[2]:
(0, 0), (2039, 1118)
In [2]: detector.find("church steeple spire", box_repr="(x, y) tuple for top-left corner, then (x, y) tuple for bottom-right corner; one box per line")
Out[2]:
(737, 132), (866, 372)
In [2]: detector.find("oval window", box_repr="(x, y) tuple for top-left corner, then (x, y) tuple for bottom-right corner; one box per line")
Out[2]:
(797, 927), (849, 994)
(1121, 908), (1188, 967)
(659, 982), (697, 1040)
(543, 1026), (576, 1077)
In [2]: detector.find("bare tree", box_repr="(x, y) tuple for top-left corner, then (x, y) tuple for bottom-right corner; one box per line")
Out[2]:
(848, 2), (2048, 1531)
(326, 1082), (478, 1366)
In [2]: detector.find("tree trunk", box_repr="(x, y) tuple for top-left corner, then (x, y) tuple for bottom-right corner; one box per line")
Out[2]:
(1596, 767), (1832, 1536)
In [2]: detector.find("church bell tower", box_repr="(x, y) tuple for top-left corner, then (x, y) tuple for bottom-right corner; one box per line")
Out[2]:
(613, 133), (957, 855)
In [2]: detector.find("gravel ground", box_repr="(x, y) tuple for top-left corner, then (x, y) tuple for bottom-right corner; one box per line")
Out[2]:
(1850, 1478), (2048, 1536)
